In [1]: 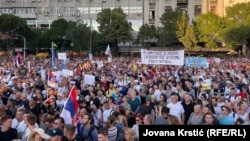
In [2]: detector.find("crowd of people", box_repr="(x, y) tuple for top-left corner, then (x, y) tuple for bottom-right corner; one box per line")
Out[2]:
(0, 55), (249, 141)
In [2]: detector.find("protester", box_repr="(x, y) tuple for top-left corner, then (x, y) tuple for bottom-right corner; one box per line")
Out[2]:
(0, 54), (248, 141)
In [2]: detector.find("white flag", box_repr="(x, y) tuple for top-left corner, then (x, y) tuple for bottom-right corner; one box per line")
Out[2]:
(105, 44), (112, 62)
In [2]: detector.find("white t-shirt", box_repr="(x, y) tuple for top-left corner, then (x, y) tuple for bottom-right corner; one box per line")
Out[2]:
(103, 109), (114, 127)
(167, 102), (184, 122)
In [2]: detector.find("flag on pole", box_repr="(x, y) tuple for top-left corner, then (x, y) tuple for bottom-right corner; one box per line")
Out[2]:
(51, 42), (56, 68)
(51, 41), (58, 48)
(60, 86), (79, 125)
(105, 44), (112, 62)
(47, 71), (56, 88)
(15, 48), (23, 67)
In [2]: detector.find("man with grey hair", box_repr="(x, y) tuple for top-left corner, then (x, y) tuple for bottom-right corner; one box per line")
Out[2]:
(97, 90), (107, 105)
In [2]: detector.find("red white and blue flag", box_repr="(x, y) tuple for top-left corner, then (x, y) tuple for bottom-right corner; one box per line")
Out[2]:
(15, 49), (23, 67)
(60, 86), (79, 125)
(47, 71), (56, 88)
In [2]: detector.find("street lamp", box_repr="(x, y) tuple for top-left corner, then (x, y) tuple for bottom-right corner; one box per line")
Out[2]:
(19, 35), (26, 60)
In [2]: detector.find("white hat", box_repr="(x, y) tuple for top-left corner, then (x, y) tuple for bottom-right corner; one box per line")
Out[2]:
(29, 128), (50, 140)
(226, 81), (231, 84)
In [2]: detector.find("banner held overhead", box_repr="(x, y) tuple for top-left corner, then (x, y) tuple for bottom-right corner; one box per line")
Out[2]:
(140, 49), (184, 65)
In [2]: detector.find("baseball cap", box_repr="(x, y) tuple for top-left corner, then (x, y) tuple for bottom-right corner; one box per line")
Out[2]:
(48, 128), (63, 137)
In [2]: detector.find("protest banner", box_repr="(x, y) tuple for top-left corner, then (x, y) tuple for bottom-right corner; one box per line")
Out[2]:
(185, 56), (209, 68)
(140, 49), (184, 65)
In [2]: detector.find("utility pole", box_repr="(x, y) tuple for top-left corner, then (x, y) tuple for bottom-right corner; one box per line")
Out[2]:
(89, 18), (92, 61)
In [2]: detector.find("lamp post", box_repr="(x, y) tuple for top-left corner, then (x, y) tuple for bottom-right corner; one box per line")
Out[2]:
(89, 18), (92, 61)
(19, 35), (26, 60)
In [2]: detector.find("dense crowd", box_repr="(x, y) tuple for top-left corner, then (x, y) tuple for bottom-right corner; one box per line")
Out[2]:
(0, 55), (249, 141)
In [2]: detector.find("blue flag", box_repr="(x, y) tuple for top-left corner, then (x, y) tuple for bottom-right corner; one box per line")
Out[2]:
(51, 46), (56, 68)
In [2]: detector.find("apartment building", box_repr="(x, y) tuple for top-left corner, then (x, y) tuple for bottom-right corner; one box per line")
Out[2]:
(143, 0), (202, 26)
(202, 0), (250, 17)
(0, 0), (143, 31)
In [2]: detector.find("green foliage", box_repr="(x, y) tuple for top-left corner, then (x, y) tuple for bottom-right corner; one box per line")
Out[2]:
(179, 25), (199, 50)
(65, 20), (90, 52)
(136, 24), (156, 48)
(219, 2), (250, 46)
(27, 28), (43, 49)
(176, 13), (188, 38)
(0, 14), (30, 36)
(221, 25), (250, 44)
(96, 7), (132, 48)
(158, 9), (182, 47)
(44, 18), (71, 42)
(194, 12), (224, 48)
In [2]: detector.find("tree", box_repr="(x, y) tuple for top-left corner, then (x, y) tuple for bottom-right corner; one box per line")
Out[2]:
(194, 12), (224, 48)
(176, 13), (188, 38)
(136, 24), (157, 49)
(219, 2), (250, 49)
(0, 14), (30, 37)
(158, 9), (182, 47)
(179, 25), (199, 51)
(224, 2), (250, 27)
(43, 19), (74, 50)
(65, 20), (90, 53)
(96, 8), (132, 55)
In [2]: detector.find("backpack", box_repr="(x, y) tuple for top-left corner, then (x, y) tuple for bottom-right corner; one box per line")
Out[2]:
(114, 122), (124, 141)
(80, 125), (96, 141)
(229, 95), (238, 101)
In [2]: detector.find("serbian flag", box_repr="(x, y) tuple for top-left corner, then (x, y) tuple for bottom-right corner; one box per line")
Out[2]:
(60, 86), (79, 125)
(47, 71), (56, 88)
(16, 49), (23, 67)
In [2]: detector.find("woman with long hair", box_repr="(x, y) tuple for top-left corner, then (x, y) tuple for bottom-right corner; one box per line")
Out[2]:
(117, 106), (128, 128)
(28, 128), (50, 141)
(107, 115), (118, 141)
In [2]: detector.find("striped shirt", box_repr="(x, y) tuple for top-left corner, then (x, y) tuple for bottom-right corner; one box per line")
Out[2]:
(108, 127), (117, 141)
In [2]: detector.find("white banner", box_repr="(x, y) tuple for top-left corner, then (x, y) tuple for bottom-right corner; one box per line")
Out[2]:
(140, 49), (184, 65)
(58, 53), (67, 60)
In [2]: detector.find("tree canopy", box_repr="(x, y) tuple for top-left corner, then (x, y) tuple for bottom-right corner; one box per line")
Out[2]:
(96, 7), (132, 55)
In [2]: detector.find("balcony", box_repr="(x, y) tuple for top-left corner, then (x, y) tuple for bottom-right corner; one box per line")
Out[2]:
(177, 0), (188, 4)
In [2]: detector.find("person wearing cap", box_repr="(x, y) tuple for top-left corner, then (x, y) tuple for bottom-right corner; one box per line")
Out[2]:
(218, 105), (234, 125)
(48, 128), (64, 141)
(28, 128), (50, 141)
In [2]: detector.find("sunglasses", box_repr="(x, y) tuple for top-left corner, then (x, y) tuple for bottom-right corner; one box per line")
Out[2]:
(136, 119), (140, 121)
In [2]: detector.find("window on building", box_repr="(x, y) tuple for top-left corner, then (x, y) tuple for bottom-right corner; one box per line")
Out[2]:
(210, 0), (217, 3)
(149, 10), (155, 20)
(210, 6), (216, 13)
(165, 6), (172, 12)
(63, 7), (69, 13)
(194, 5), (201, 15)
(177, 5), (187, 14)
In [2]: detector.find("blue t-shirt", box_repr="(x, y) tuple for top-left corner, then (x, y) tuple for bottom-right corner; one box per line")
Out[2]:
(219, 115), (234, 125)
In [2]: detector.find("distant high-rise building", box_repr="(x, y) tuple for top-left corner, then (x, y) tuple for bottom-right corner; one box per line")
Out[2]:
(202, 0), (250, 17)
(143, 0), (202, 26)
(0, 0), (143, 31)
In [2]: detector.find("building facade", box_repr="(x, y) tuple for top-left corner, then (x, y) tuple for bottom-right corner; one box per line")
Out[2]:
(0, 0), (143, 31)
(202, 0), (250, 17)
(143, 0), (202, 26)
